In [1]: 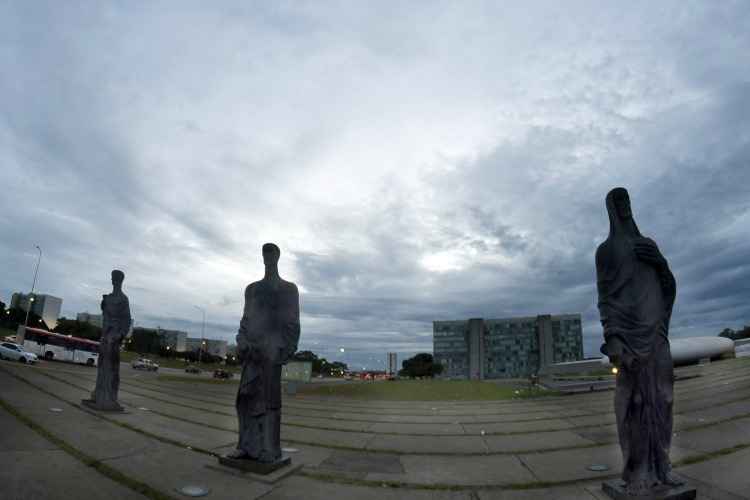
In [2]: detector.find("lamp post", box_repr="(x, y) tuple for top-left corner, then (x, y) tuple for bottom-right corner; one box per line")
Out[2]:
(193, 305), (206, 366)
(23, 245), (42, 333)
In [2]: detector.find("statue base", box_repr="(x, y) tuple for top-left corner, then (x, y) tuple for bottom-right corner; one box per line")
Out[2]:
(81, 399), (125, 412)
(602, 478), (696, 500)
(218, 455), (291, 475)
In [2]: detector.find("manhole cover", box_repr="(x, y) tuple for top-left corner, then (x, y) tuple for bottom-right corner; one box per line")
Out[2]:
(282, 447), (299, 453)
(588, 464), (609, 472)
(49, 408), (63, 413)
(176, 485), (210, 497)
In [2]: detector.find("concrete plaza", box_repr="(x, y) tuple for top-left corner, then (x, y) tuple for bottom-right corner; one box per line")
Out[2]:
(1, 356), (749, 499)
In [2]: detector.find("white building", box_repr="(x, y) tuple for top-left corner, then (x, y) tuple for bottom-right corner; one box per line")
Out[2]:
(157, 329), (188, 352)
(186, 337), (228, 358)
(387, 352), (398, 375)
(11, 292), (63, 330)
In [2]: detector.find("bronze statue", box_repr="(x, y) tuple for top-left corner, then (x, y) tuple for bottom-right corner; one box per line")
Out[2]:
(596, 188), (685, 497)
(83, 269), (131, 411)
(223, 243), (300, 469)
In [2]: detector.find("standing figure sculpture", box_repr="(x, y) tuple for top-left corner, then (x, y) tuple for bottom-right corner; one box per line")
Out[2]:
(83, 270), (131, 411)
(596, 188), (689, 498)
(222, 243), (300, 471)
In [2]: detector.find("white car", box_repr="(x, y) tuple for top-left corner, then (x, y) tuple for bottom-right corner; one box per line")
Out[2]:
(131, 358), (159, 371)
(0, 342), (38, 364)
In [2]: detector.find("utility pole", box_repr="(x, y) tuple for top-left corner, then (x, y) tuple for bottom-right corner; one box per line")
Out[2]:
(23, 245), (42, 333)
(194, 305), (206, 366)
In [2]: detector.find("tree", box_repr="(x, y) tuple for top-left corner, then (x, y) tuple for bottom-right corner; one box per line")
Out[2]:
(718, 327), (750, 341)
(398, 353), (444, 378)
(53, 317), (103, 341)
(293, 350), (318, 362)
(719, 328), (736, 340)
(0, 307), (47, 331)
(128, 328), (162, 355)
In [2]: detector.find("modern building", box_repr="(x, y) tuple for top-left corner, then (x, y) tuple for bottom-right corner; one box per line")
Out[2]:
(186, 337), (228, 358)
(157, 329), (188, 352)
(76, 312), (103, 328)
(433, 314), (584, 379)
(11, 292), (63, 330)
(387, 352), (398, 375)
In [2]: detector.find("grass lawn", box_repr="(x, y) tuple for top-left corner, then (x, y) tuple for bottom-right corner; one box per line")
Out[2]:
(296, 379), (559, 401)
(157, 374), (238, 384)
(0, 326), (17, 340)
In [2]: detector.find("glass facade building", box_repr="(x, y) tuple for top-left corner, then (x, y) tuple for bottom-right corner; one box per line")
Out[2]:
(433, 314), (583, 379)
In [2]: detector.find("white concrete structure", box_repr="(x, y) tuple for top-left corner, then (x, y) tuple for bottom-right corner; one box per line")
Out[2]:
(186, 337), (228, 358)
(546, 336), (737, 374)
(597, 336), (735, 367)
(387, 352), (398, 375)
(11, 292), (62, 329)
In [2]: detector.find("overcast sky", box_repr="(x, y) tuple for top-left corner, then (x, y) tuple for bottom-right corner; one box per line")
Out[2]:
(2, 1), (749, 370)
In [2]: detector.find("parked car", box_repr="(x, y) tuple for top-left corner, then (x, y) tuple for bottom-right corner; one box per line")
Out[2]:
(213, 369), (232, 379)
(131, 358), (159, 371)
(185, 365), (202, 374)
(0, 342), (38, 364)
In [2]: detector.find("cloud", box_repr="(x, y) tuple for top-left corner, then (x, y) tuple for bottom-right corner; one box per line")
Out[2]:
(2, 1), (749, 368)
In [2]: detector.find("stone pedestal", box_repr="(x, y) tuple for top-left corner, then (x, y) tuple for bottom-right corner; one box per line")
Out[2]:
(218, 455), (291, 475)
(81, 399), (125, 412)
(602, 479), (696, 500)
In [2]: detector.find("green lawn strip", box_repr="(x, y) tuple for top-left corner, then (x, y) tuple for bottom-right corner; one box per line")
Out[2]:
(29, 365), (750, 444)
(91, 367), (750, 427)
(675, 443), (750, 466)
(0, 326), (17, 339)
(156, 374), (238, 384)
(120, 350), (240, 373)
(295, 379), (560, 401)
(37, 369), (235, 418)
(296, 469), (615, 492)
(0, 396), (179, 500)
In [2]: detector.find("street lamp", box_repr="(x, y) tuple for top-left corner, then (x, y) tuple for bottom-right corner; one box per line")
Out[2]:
(23, 245), (42, 333)
(193, 305), (206, 366)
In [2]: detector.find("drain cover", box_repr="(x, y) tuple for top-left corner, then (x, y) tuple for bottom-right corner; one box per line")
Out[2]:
(588, 464), (609, 472)
(176, 485), (210, 497)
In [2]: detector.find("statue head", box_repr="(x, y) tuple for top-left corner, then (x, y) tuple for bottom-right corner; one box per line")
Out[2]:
(111, 269), (125, 286)
(605, 187), (641, 240)
(608, 187), (632, 220)
(262, 243), (281, 266)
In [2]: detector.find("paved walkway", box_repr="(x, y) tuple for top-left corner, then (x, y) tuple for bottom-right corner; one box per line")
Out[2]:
(0, 356), (748, 499)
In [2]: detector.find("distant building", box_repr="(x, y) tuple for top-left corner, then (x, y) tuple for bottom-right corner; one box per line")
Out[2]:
(11, 292), (63, 330)
(157, 329), (188, 352)
(186, 337), (228, 358)
(129, 327), (187, 352)
(387, 352), (398, 375)
(76, 312), (103, 328)
(433, 314), (583, 379)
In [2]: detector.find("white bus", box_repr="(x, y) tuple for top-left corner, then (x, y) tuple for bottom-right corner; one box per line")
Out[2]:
(18, 326), (99, 367)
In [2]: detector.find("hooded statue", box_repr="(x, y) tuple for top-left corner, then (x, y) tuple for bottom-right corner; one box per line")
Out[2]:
(84, 269), (131, 411)
(596, 187), (683, 495)
(226, 243), (300, 465)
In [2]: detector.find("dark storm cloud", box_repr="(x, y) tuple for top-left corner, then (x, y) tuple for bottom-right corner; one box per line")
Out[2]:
(2, 1), (750, 368)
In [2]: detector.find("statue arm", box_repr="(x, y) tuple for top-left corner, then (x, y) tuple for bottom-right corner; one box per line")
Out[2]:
(596, 245), (627, 366)
(236, 285), (253, 360)
(279, 284), (301, 364)
(659, 262), (677, 330)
